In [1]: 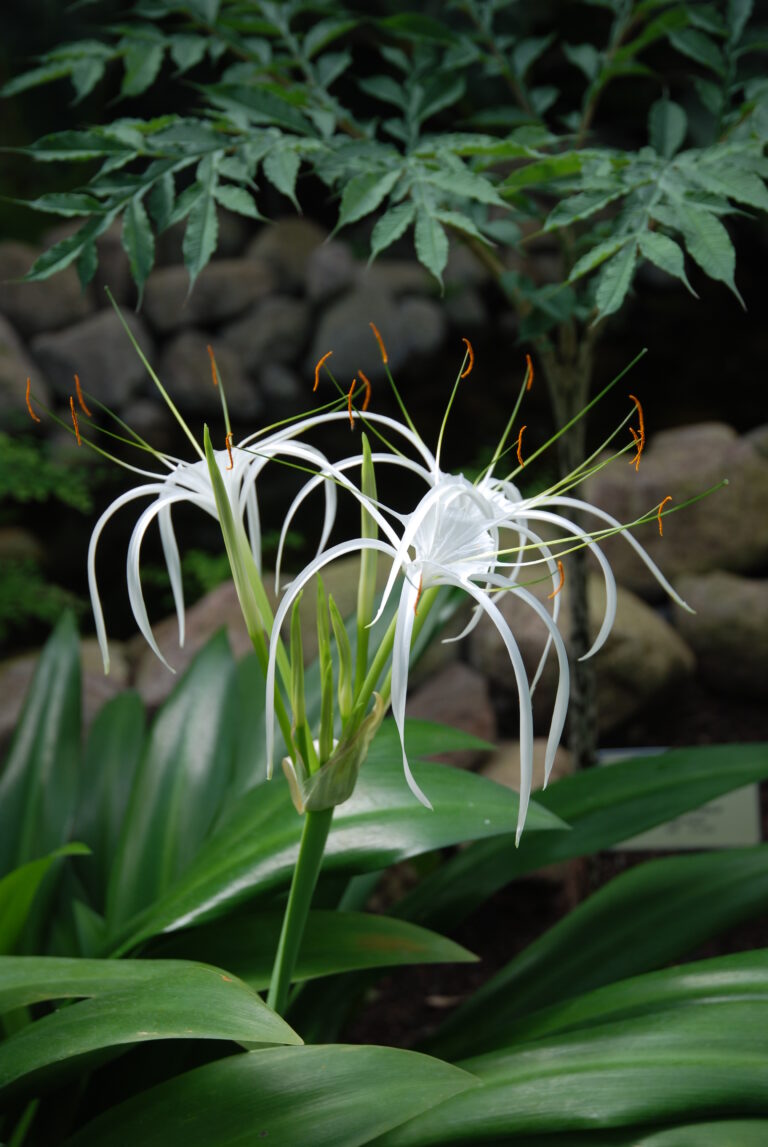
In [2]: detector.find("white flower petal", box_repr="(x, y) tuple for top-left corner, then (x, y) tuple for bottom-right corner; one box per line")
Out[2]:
(158, 503), (185, 648)
(391, 579), (434, 809)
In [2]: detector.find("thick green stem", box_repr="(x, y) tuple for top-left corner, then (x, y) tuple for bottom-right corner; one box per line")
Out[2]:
(267, 807), (333, 1016)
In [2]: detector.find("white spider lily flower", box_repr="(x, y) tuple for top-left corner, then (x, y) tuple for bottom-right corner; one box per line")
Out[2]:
(267, 341), (693, 843)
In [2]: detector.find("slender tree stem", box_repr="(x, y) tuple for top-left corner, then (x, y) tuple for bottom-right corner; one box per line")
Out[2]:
(267, 807), (334, 1016)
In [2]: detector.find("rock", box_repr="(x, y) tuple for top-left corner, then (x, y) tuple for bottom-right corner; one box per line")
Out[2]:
(444, 242), (492, 287)
(583, 423), (768, 594)
(31, 309), (155, 408)
(359, 260), (435, 297)
(0, 638), (129, 757)
(307, 287), (405, 382)
(41, 219), (136, 308)
(445, 286), (488, 329)
(0, 527), (44, 563)
(672, 571), (768, 701)
(405, 662), (495, 768)
(120, 398), (178, 454)
(247, 218), (326, 290)
(399, 296), (447, 357)
(746, 423), (768, 460)
(259, 363), (302, 411)
(221, 296), (311, 373)
(306, 240), (357, 303)
(142, 259), (275, 333)
(0, 241), (93, 337)
(160, 331), (262, 419)
(468, 573), (695, 736)
(481, 737), (573, 792)
(0, 313), (51, 428)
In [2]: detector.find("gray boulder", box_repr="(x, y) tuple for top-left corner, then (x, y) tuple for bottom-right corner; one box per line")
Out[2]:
(142, 259), (275, 333)
(468, 573), (695, 735)
(31, 309), (155, 408)
(221, 296), (311, 373)
(0, 241), (92, 336)
(160, 331), (262, 419)
(247, 218), (326, 290)
(307, 286), (405, 382)
(306, 240), (357, 303)
(584, 422), (768, 596)
(0, 313), (50, 428)
(672, 571), (768, 701)
(398, 296), (447, 357)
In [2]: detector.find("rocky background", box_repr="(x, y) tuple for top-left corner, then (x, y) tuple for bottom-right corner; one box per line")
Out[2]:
(1, 210), (767, 782)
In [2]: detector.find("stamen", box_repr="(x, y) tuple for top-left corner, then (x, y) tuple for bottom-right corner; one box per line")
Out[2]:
(347, 377), (357, 429)
(414, 573), (424, 615)
(225, 431), (234, 470)
(525, 353), (534, 391)
(358, 369), (372, 411)
(460, 337), (474, 379)
(69, 396), (82, 446)
(370, 322), (388, 364)
(74, 374), (92, 416)
(516, 424), (527, 466)
(314, 351), (333, 392)
(25, 378), (41, 423)
(547, 560), (565, 599)
(628, 393), (645, 471)
(207, 344), (219, 387)
(657, 495), (672, 536)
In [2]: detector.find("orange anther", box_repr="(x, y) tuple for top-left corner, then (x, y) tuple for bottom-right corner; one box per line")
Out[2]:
(628, 393), (645, 471)
(74, 374), (92, 416)
(547, 560), (565, 600)
(657, 495), (672, 536)
(525, 353), (534, 391)
(516, 424), (527, 466)
(225, 431), (234, 470)
(460, 337), (474, 379)
(414, 573), (424, 615)
(69, 396), (82, 446)
(25, 377), (41, 423)
(314, 350), (333, 392)
(207, 344), (219, 387)
(358, 369), (372, 411)
(347, 377), (357, 429)
(370, 321), (388, 364)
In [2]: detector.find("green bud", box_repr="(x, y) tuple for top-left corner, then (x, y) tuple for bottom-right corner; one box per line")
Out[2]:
(290, 593), (318, 774)
(316, 576), (335, 763)
(328, 594), (353, 721)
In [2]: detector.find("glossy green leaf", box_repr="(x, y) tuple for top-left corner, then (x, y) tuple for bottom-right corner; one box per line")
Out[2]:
(378, 1000), (768, 1145)
(649, 98), (687, 157)
(336, 168), (401, 231)
(500, 152), (583, 193)
(110, 722), (562, 952)
(396, 743), (768, 930)
(213, 184), (264, 219)
(0, 957), (300, 1097)
(0, 845), (89, 955)
(154, 908), (476, 988)
(169, 34), (207, 74)
(0, 614), (80, 875)
(425, 846), (768, 1059)
(121, 196), (155, 302)
(669, 27), (725, 74)
(638, 230), (696, 293)
(568, 237), (629, 281)
(482, 948), (768, 1045)
(183, 153), (220, 288)
(71, 693), (144, 912)
(594, 241), (637, 319)
(64, 1045), (476, 1147)
(263, 145), (302, 209)
(370, 202), (416, 260)
(120, 36), (164, 98)
(414, 210), (449, 284)
(23, 214), (115, 280)
(545, 189), (626, 232)
(105, 632), (237, 933)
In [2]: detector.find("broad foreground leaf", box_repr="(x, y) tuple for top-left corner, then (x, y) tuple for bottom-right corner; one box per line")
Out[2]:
(153, 909), (477, 987)
(375, 998), (768, 1145)
(0, 957), (300, 1098)
(397, 743), (768, 929)
(63, 1045), (476, 1147)
(109, 725), (563, 952)
(0, 845), (89, 955)
(426, 848), (768, 1058)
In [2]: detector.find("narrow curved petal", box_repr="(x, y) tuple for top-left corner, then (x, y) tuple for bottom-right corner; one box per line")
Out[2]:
(87, 483), (168, 672)
(546, 495), (693, 612)
(158, 503), (185, 648)
(390, 578), (434, 809)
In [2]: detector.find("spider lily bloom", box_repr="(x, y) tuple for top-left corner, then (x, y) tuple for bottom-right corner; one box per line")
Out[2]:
(267, 340), (692, 843)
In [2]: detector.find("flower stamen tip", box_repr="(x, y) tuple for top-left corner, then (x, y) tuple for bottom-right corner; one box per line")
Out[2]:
(370, 322), (388, 364)
(358, 369), (372, 411)
(314, 350), (333, 392)
(516, 424), (527, 467)
(460, 337), (474, 379)
(74, 373), (92, 416)
(25, 377), (41, 423)
(628, 393), (645, 471)
(69, 396), (82, 446)
(525, 353), (534, 391)
(225, 431), (234, 470)
(547, 560), (565, 600)
(207, 344), (219, 387)
(347, 377), (357, 429)
(657, 495), (672, 536)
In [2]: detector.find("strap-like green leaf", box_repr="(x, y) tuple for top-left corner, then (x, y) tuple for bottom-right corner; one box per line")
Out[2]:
(0, 845), (89, 955)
